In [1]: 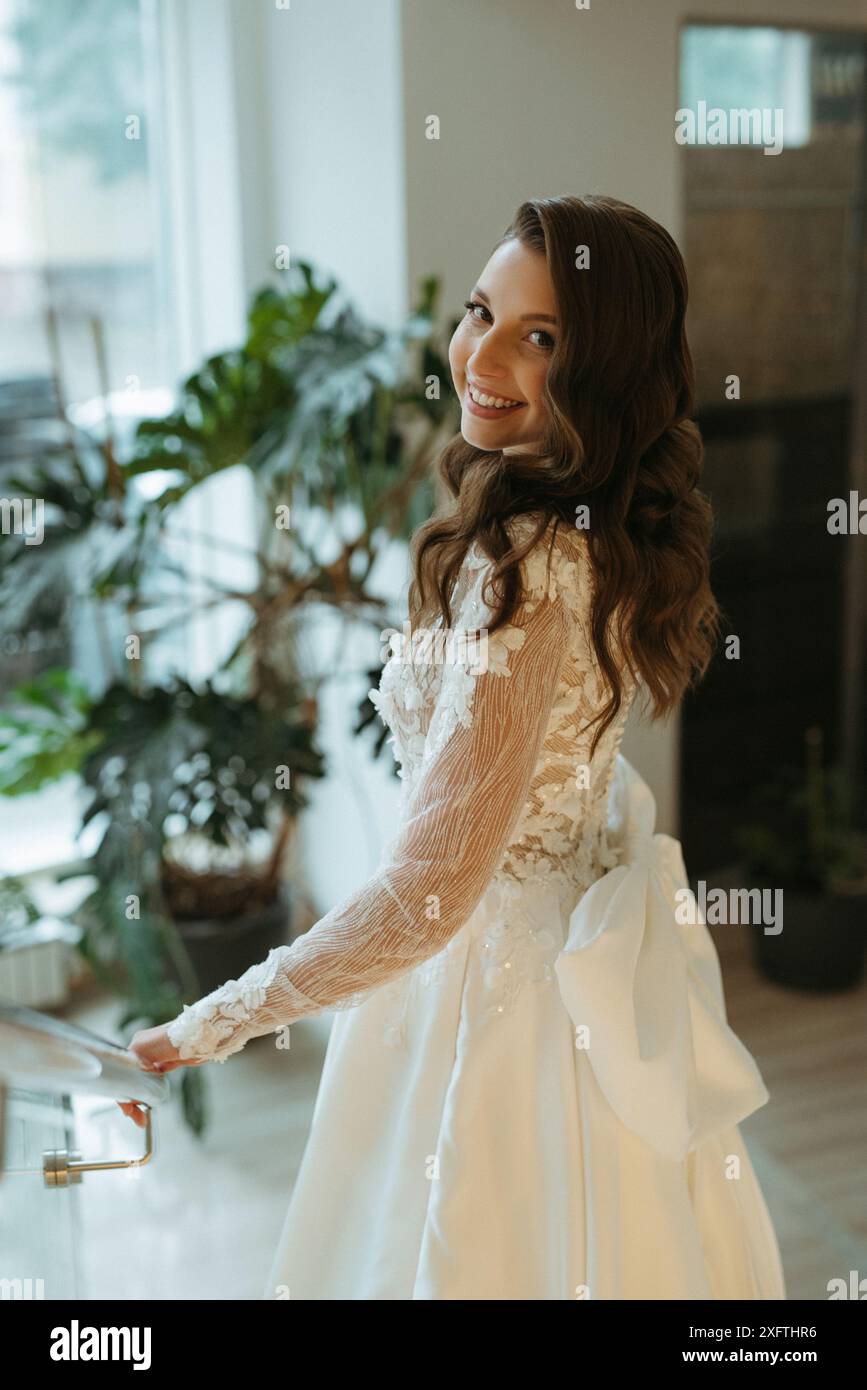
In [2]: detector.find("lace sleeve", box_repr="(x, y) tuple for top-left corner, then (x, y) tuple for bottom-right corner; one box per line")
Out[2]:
(164, 544), (580, 1064)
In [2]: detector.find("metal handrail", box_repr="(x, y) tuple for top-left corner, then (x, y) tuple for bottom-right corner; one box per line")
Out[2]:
(0, 1001), (171, 1186)
(0, 1001), (169, 1106)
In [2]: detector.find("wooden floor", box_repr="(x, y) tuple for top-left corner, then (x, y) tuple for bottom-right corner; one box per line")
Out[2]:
(62, 918), (867, 1301)
(709, 916), (867, 1302)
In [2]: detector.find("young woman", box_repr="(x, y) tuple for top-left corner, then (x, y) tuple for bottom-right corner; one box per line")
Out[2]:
(123, 195), (786, 1301)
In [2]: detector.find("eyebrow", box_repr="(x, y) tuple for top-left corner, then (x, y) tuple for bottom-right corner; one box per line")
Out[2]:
(472, 286), (558, 325)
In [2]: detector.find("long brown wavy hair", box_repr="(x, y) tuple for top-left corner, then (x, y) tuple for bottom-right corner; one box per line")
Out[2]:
(407, 194), (722, 755)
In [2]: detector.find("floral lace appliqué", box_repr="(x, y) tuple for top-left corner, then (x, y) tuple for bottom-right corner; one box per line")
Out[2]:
(166, 947), (289, 1064)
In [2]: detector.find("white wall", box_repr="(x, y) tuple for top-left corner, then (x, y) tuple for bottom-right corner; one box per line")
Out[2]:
(225, 0), (410, 912)
(254, 0), (408, 326)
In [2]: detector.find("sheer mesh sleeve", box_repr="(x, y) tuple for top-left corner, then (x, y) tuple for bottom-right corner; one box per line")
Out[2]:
(164, 555), (578, 1064)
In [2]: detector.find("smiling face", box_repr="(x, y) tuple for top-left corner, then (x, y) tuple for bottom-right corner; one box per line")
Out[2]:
(448, 238), (558, 456)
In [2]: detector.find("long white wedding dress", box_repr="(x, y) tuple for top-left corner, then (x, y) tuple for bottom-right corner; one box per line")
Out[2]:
(166, 514), (786, 1300)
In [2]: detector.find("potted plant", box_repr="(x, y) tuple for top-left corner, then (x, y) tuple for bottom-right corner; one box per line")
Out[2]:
(733, 726), (867, 991)
(0, 259), (461, 1130)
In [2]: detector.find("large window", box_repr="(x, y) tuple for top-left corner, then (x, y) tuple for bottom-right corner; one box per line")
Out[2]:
(0, 0), (250, 873)
(0, 0), (176, 408)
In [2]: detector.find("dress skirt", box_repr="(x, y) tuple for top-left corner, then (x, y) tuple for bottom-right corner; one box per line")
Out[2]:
(262, 756), (783, 1295)
(263, 759), (786, 1301)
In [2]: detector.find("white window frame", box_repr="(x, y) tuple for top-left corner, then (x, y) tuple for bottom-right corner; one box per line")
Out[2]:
(1, 0), (253, 878)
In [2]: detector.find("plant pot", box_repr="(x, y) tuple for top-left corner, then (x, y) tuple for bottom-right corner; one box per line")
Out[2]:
(0, 917), (83, 1009)
(170, 892), (291, 998)
(750, 887), (866, 991)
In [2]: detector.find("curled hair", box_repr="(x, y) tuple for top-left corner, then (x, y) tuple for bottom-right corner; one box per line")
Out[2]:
(407, 194), (721, 754)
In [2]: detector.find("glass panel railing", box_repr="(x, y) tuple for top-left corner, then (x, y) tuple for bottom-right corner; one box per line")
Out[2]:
(0, 1088), (81, 1299)
(0, 1001), (169, 1302)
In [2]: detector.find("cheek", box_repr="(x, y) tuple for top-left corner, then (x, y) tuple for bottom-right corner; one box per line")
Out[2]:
(526, 365), (550, 410)
(448, 328), (468, 379)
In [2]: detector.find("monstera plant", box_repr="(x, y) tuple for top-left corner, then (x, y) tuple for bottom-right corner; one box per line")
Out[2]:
(0, 259), (461, 1131)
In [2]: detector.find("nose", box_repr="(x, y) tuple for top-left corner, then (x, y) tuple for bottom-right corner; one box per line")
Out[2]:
(467, 338), (510, 383)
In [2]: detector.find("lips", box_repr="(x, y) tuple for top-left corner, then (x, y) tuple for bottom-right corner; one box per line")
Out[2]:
(465, 382), (528, 420)
(467, 379), (524, 406)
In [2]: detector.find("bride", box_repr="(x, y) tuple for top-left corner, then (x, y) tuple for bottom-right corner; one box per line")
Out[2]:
(122, 194), (786, 1301)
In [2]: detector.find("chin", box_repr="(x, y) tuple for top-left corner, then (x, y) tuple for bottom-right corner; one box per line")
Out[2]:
(461, 420), (525, 452)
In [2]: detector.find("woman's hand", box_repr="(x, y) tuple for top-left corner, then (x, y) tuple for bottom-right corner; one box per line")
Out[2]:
(117, 1023), (205, 1128)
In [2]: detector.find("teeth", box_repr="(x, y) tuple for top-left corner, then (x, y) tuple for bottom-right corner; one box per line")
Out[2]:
(468, 383), (522, 409)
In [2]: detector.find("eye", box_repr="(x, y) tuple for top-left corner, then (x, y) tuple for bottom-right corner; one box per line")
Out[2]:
(528, 329), (555, 351)
(463, 298), (491, 323)
(462, 299), (555, 352)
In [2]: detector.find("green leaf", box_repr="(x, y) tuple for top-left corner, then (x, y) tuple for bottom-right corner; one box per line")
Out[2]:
(0, 667), (100, 794)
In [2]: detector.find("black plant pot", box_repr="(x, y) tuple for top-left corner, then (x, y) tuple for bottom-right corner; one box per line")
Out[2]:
(750, 888), (866, 991)
(171, 892), (291, 998)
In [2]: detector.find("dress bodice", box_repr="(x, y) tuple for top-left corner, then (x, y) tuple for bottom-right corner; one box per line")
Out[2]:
(370, 515), (636, 904)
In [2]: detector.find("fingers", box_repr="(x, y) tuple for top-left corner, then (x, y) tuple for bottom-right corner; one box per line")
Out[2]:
(117, 1100), (149, 1129)
(128, 1023), (183, 1071)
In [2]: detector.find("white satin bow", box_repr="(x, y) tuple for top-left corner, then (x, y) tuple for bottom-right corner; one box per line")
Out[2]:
(554, 755), (769, 1162)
